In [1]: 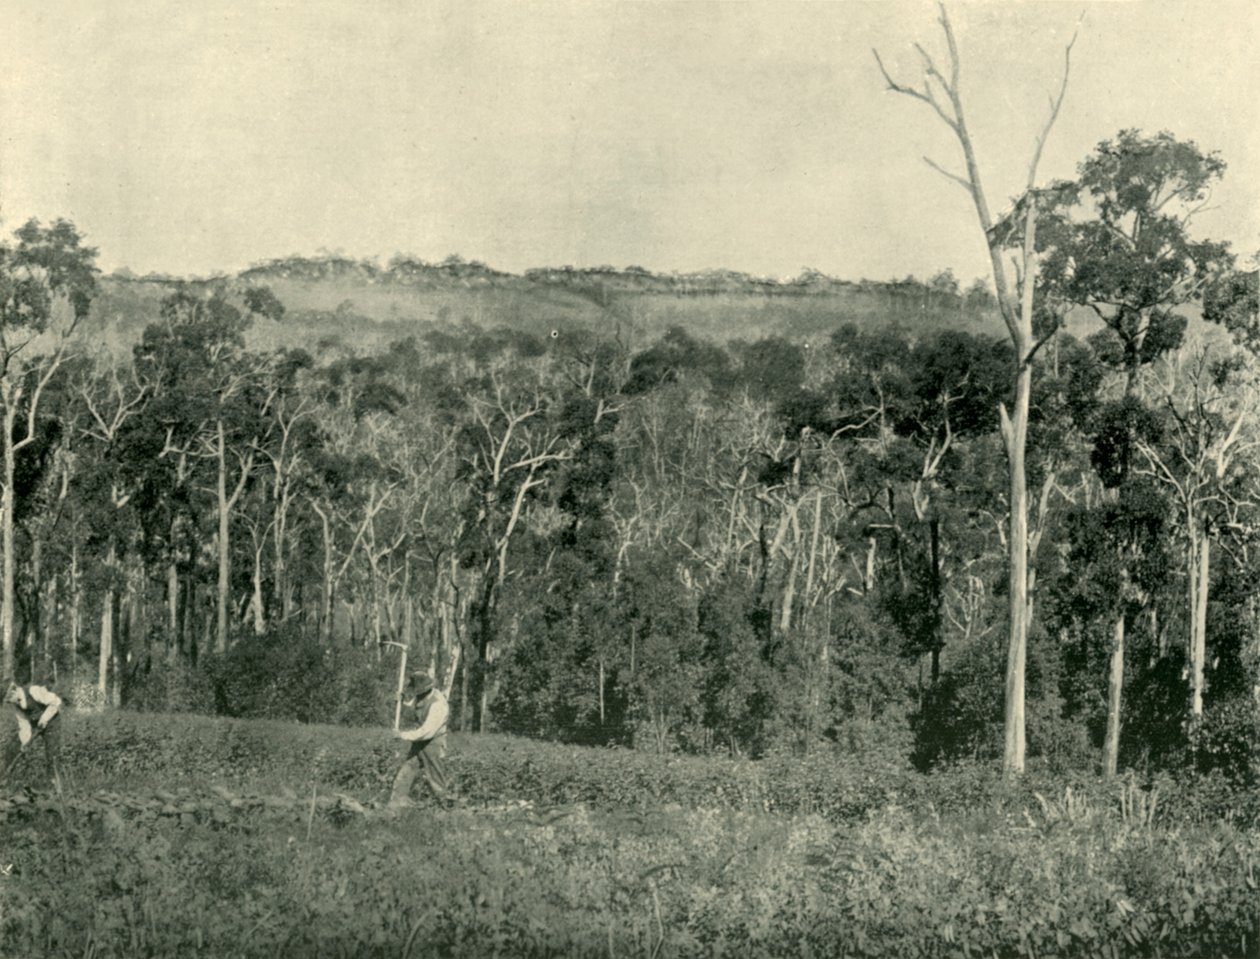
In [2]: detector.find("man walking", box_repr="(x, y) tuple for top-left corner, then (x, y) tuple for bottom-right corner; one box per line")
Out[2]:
(389, 671), (451, 809)
(5, 680), (63, 793)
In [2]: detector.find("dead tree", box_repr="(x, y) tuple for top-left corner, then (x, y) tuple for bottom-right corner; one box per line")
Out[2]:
(874, 4), (1078, 773)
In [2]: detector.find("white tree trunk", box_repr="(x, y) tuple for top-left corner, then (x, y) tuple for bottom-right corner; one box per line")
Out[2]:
(2, 400), (15, 681)
(1102, 614), (1124, 777)
(251, 540), (266, 636)
(216, 422), (230, 654)
(98, 545), (117, 702)
(1000, 359), (1032, 774)
(1191, 527), (1209, 716)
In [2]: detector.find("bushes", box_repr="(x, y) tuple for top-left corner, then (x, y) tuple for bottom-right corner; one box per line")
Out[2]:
(123, 626), (399, 727)
(57, 709), (400, 793)
(4, 782), (1258, 958)
(205, 626), (398, 727)
(807, 807), (1260, 959)
(50, 709), (1260, 828)
(1189, 695), (1260, 786)
(125, 657), (217, 714)
(6, 709), (1259, 956)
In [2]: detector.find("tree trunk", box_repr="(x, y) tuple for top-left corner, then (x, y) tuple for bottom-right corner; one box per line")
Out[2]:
(249, 533), (266, 636)
(864, 536), (877, 594)
(43, 577), (57, 683)
(320, 512), (334, 646)
(116, 568), (133, 708)
(929, 515), (943, 684)
(1102, 613), (1124, 777)
(458, 633), (470, 732)
(181, 572), (194, 663)
(876, 7), (1073, 779)
(216, 421), (231, 654)
(30, 538), (42, 678)
(1000, 357), (1032, 775)
(1191, 525), (1209, 717)
(804, 488), (823, 606)
(99, 543), (117, 702)
(167, 560), (179, 652)
(370, 581), (384, 649)
(98, 592), (112, 703)
(274, 481), (290, 623)
(70, 542), (81, 675)
(778, 549), (799, 634)
(2, 400), (15, 681)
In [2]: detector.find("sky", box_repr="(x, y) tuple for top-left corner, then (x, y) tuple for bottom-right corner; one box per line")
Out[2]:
(1, 0), (1256, 285)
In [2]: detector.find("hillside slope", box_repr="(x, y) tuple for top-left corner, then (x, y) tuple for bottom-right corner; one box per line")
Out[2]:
(86, 257), (1007, 355)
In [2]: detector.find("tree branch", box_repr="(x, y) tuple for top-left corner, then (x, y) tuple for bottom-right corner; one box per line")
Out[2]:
(923, 156), (974, 194)
(1025, 15), (1080, 190)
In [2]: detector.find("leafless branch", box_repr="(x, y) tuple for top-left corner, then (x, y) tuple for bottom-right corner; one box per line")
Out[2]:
(923, 156), (974, 194)
(1024, 17), (1080, 190)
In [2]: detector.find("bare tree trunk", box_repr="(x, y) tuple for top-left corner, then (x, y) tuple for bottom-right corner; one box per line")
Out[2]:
(929, 516), (943, 684)
(1191, 526), (1209, 716)
(368, 567), (384, 648)
(1000, 357), (1032, 774)
(875, 4), (1076, 777)
(216, 422), (231, 654)
(1102, 614), (1124, 777)
(44, 577), (57, 683)
(479, 642), (492, 733)
(779, 549), (799, 633)
(274, 483), (291, 623)
(458, 634), (470, 731)
(70, 543), (81, 675)
(864, 536), (877, 594)
(181, 572), (194, 662)
(251, 538), (266, 636)
(167, 560), (178, 646)
(98, 593), (112, 703)
(99, 543), (117, 702)
(805, 488), (823, 604)
(30, 539), (42, 678)
(116, 568), (136, 708)
(2, 400), (15, 681)
(320, 512), (334, 646)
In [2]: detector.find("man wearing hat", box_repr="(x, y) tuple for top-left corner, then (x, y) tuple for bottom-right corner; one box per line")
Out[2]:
(4, 679), (63, 793)
(388, 671), (451, 808)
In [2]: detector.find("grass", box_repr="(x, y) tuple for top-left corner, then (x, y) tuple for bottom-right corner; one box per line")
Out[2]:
(2, 708), (1257, 958)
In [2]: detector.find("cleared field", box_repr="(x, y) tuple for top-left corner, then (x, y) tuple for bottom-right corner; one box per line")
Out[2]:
(0, 710), (1256, 957)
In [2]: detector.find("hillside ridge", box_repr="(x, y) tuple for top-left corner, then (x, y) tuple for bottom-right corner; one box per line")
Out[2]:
(91, 254), (1005, 353)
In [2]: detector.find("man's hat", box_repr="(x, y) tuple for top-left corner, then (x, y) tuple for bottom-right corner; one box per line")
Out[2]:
(408, 672), (435, 696)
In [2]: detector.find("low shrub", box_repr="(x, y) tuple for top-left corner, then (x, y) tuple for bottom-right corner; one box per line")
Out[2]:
(2, 790), (1257, 958)
(45, 709), (1260, 829)
(1189, 694), (1260, 786)
(124, 657), (217, 714)
(200, 626), (397, 726)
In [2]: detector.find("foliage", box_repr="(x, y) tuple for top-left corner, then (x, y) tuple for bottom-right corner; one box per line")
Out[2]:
(32, 708), (1256, 827)
(3, 710), (1259, 957)
(200, 625), (397, 727)
(1188, 695), (1260, 786)
(4, 151), (1259, 790)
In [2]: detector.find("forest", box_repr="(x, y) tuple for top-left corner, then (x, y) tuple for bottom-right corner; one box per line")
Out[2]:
(0, 129), (1257, 788)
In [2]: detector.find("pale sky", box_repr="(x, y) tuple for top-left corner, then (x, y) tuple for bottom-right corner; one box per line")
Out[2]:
(1, 1), (1256, 284)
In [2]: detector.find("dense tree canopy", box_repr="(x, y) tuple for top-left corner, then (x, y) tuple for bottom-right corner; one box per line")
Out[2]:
(2, 129), (1256, 783)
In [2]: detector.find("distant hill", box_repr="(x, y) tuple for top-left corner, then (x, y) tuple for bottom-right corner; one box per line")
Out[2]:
(84, 256), (1008, 357)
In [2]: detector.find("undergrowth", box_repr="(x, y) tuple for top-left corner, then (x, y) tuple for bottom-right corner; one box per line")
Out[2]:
(0, 708), (1256, 958)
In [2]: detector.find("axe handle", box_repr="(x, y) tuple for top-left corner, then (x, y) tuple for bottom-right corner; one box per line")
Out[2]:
(394, 646), (408, 731)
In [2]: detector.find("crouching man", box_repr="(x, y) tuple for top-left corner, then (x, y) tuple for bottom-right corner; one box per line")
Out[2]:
(388, 671), (451, 809)
(5, 680), (63, 794)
